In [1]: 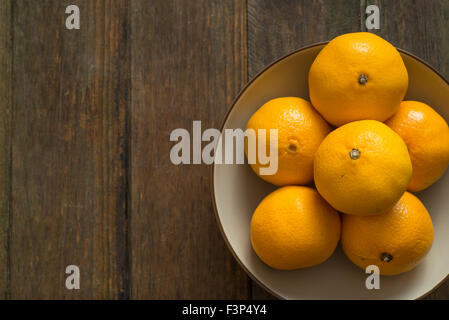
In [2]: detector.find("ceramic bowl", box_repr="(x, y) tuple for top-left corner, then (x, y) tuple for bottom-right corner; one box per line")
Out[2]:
(212, 43), (449, 300)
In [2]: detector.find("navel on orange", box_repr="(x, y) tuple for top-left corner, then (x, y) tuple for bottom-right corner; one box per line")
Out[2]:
(314, 120), (412, 215)
(386, 100), (449, 192)
(342, 192), (434, 275)
(245, 97), (331, 186)
(309, 32), (408, 126)
(251, 186), (341, 270)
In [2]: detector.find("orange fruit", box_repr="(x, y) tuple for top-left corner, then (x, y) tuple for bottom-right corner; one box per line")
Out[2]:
(251, 186), (341, 270)
(245, 97), (331, 186)
(385, 100), (449, 192)
(342, 192), (434, 275)
(314, 120), (412, 215)
(309, 32), (408, 126)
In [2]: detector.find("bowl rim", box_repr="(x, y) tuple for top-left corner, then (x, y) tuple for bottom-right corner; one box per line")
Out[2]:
(210, 41), (449, 300)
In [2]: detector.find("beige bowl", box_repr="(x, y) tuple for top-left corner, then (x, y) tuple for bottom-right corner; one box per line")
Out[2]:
(211, 43), (449, 300)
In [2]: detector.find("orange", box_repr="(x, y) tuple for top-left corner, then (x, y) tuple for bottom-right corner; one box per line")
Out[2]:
(385, 100), (449, 192)
(251, 186), (341, 270)
(342, 192), (434, 275)
(245, 97), (331, 186)
(314, 120), (412, 215)
(309, 32), (408, 126)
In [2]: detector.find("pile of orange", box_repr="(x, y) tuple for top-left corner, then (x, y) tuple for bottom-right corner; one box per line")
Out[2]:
(247, 32), (449, 275)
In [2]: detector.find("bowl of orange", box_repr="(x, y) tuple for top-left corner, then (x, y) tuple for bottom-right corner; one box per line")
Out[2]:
(211, 33), (449, 299)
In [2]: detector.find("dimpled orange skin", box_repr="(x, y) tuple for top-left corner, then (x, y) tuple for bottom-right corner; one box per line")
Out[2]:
(309, 32), (408, 127)
(385, 101), (449, 192)
(314, 120), (412, 215)
(245, 97), (331, 186)
(251, 186), (341, 270)
(342, 192), (434, 276)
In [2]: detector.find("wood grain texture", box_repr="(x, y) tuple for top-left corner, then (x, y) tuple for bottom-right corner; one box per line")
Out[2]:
(0, 0), (12, 299)
(247, 0), (361, 78)
(363, 0), (449, 300)
(247, 0), (361, 299)
(10, 0), (129, 299)
(129, 0), (249, 299)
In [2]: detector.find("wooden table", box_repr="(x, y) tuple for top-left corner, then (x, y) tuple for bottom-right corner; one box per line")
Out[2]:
(0, 0), (448, 299)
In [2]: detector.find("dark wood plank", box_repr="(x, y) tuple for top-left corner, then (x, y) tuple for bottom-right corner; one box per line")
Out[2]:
(0, 0), (12, 299)
(426, 281), (449, 300)
(364, 0), (449, 301)
(248, 0), (361, 78)
(10, 0), (129, 299)
(129, 0), (249, 299)
(247, 0), (361, 299)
